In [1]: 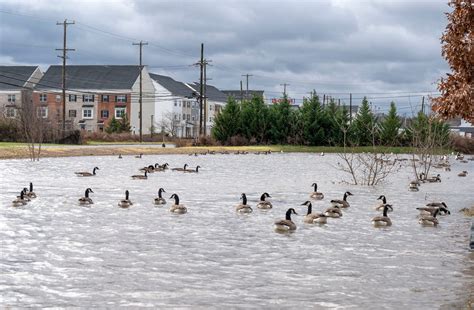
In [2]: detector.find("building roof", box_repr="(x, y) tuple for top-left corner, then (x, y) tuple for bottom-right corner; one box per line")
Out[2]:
(36, 65), (142, 91)
(150, 73), (196, 98)
(0, 66), (39, 90)
(192, 83), (228, 102)
(221, 90), (265, 100)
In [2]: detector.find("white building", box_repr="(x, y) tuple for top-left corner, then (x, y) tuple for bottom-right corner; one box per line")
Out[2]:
(0, 66), (43, 118)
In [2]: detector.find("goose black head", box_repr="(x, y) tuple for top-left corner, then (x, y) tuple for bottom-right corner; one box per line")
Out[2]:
(22, 187), (28, 194)
(301, 201), (312, 214)
(285, 208), (298, 220)
(155, 163), (160, 168)
(20, 190), (24, 199)
(346, 192), (353, 196)
(262, 192), (271, 200)
(241, 193), (247, 205)
(184, 164), (188, 169)
(93, 167), (99, 174)
(196, 165), (201, 171)
(170, 193), (179, 205)
(29, 182), (33, 192)
(158, 188), (165, 198)
(144, 171), (148, 177)
(439, 206), (450, 215)
(441, 202), (448, 208)
(85, 188), (93, 197)
(311, 183), (317, 191)
(125, 190), (129, 200)
(377, 195), (387, 204)
(148, 165), (154, 170)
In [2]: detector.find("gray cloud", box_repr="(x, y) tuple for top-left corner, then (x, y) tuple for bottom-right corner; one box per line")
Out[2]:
(0, 0), (450, 112)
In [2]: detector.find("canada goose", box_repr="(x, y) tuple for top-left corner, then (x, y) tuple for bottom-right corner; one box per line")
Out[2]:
(310, 183), (324, 200)
(235, 193), (253, 213)
(135, 153), (143, 158)
(131, 171), (148, 180)
(78, 188), (94, 205)
(75, 167), (99, 177)
(301, 201), (327, 224)
(184, 165), (200, 173)
(171, 164), (188, 171)
(274, 208), (298, 231)
(417, 205), (450, 216)
(408, 183), (419, 191)
(139, 165), (155, 173)
(154, 163), (169, 171)
(12, 190), (28, 207)
(154, 188), (166, 205)
(324, 205), (343, 218)
(256, 192), (272, 209)
(458, 171), (468, 177)
(426, 174), (441, 183)
(424, 202), (450, 215)
(118, 154), (122, 159)
(118, 190), (133, 208)
(26, 182), (37, 198)
(17, 188), (31, 202)
(169, 194), (187, 214)
(374, 195), (393, 212)
(419, 208), (441, 226)
(372, 204), (393, 227)
(330, 191), (353, 208)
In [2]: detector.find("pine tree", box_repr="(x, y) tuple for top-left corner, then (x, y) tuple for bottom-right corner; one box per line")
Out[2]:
(350, 97), (378, 146)
(268, 95), (292, 144)
(211, 97), (241, 144)
(300, 92), (325, 145)
(379, 102), (401, 146)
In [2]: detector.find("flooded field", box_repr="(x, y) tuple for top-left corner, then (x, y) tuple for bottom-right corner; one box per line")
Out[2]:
(1, 153), (473, 308)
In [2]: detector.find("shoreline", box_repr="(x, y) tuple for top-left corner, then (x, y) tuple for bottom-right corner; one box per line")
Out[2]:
(0, 143), (449, 160)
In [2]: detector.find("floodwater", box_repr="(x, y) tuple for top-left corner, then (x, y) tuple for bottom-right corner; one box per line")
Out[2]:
(1, 153), (473, 308)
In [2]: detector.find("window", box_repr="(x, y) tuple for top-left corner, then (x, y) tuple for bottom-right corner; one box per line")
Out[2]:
(101, 110), (109, 119)
(101, 95), (109, 102)
(7, 94), (15, 103)
(69, 94), (77, 102)
(115, 107), (125, 119)
(192, 116), (195, 121)
(187, 102), (191, 108)
(37, 107), (48, 118)
(187, 114), (190, 121)
(6, 107), (16, 118)
(116, 95), (127, 103)
(39, 94), (47, 102)
(83, 94), (94, 102)
(68, 110), (77, 118)
(209, 104), (213, 111)
(174, 100), (177, 107)
(56, 95), (61, 102)
(83, 108), (93, 119)
(209, 117), (213, 122)
(182, 114), (185, 120)
(174, 114), (177, 120)
(179, 101), (181, 107)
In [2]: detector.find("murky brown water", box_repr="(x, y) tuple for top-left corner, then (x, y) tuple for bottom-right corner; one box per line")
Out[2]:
(1, 153), (473, 308)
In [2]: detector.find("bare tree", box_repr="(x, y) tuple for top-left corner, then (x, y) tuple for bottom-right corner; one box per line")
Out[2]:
(158, 112), (179, 137)
(335, 115), (401, 186)
(18, 90), (45, 161)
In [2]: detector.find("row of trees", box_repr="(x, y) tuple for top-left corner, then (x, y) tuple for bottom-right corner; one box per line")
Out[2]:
(212, 93), (450, 147)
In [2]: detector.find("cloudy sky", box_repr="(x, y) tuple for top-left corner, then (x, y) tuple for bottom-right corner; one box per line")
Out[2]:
(0, 0), (451, 114)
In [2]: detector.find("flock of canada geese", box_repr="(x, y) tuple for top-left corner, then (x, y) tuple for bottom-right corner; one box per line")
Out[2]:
(10, 151), (471, 232)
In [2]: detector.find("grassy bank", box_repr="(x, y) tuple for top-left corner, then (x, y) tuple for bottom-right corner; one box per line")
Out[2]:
(0, 142), (451, 160)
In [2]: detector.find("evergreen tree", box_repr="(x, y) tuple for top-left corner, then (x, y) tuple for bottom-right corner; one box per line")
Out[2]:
(379, 102), (401, 146)
(268, 96), (292, 144)
(300, 92), (325, 145)
(211, 97), (241, 144)
(105, 117), (121, 134)
(324, 99), (344, 146)
(350, 97), (378, 146)
(240, 96), (270, 143)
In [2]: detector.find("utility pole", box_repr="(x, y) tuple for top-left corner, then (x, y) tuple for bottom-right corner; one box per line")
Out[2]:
(203, 64), (207, 136)
(132, 40), (148, 142)
(280, 83), (289, 97)
(421, 96), (425, 114)
(240, 80), (243, 104)
(323, 94), (326, 107)
(150, 114), (154, 138)
(241, 74), (253, 99)
(56, 19), (75, 135)
(349, 93), (353, 124)
(194, 43), (211, 136)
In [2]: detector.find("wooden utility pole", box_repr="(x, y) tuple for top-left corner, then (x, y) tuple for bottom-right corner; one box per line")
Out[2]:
(194, 43), (211, 136)
(132, 40), (148, 142)
(240, 80), (243, 104)
(241, 74), (253, 99)
(56, 19), (75, 135)
(349, 93), (353, 124)
(280, 83), (289, 97)
(421, 96), (425, 114)
(203, 64), (207, 136)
